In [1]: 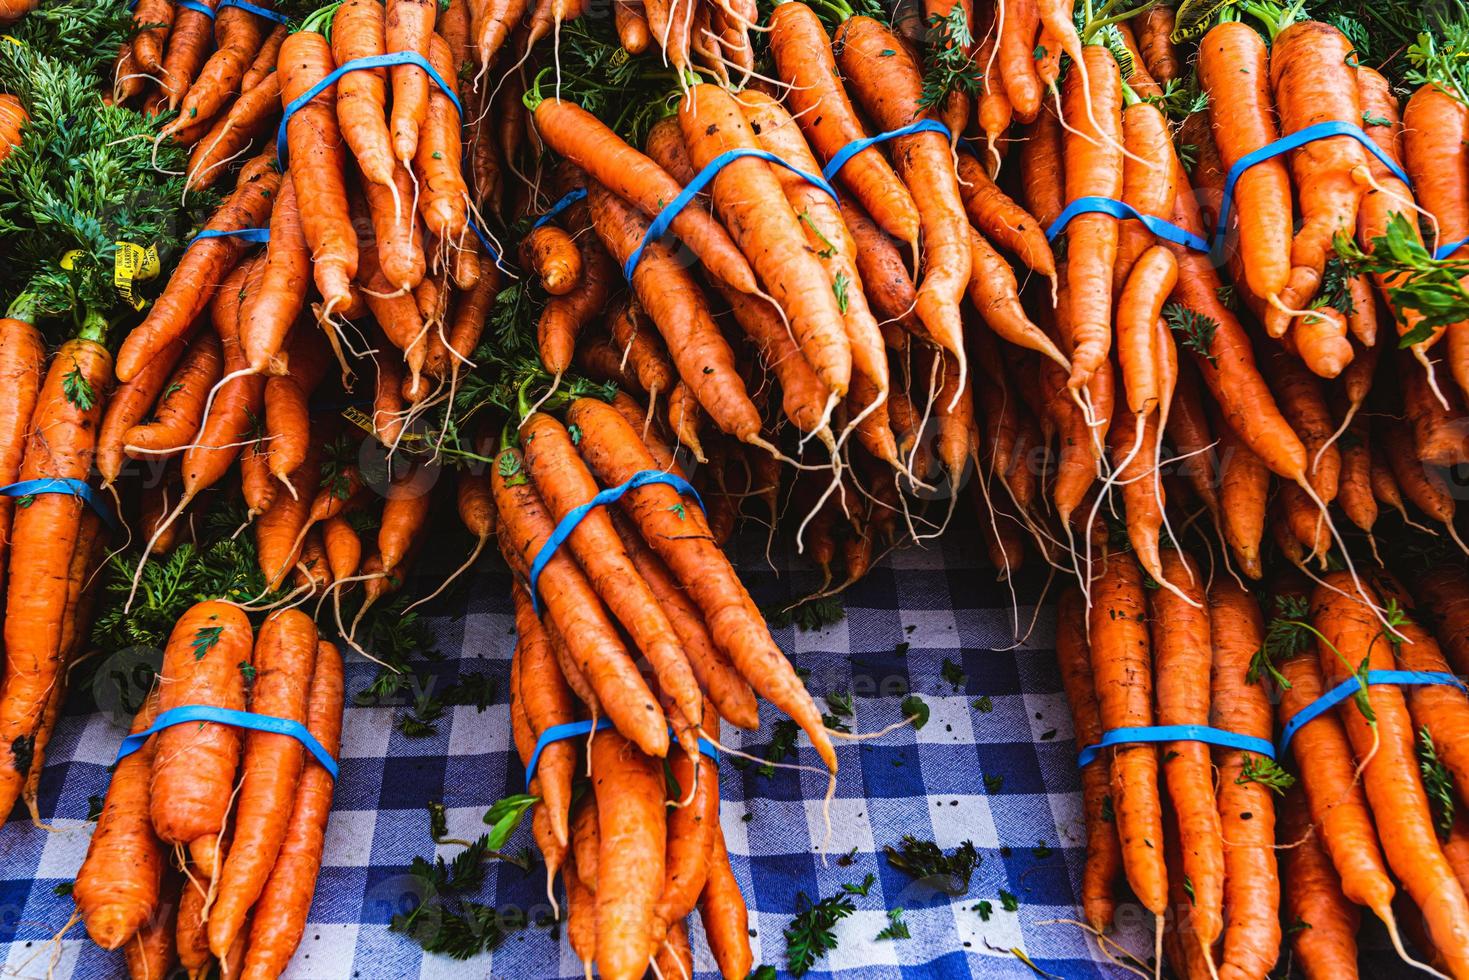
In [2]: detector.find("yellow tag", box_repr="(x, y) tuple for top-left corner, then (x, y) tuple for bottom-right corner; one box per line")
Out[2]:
(340, 405), (423, 442)
(113, 241), (160, 311)
(59, 250), (83, 271)
(609, 48), (630, 69)
(1171, 0), (1241, 43)
(0, 35), (21, 48)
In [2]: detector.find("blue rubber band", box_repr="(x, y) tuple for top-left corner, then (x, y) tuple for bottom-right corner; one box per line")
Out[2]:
(1434, 235), (1469, 261)
(527, 469), (704, 614)
(1212, 121), (1413, 258)
(1046, 196), (1210, 252)
(0, 479), (118, 531)
(217, 0), (290, 23)
(532, 188), (588, 230)
(623, 147), (838, 281)
(115, 704), (339, 779)
(1278, 669), (1468, 755)
(177, 0), (215, 17)
(525, 718), (719, 790)
(277, 52), (462, 168)
(820, 118), (951, 182)
(189, 227), (270, 246)
(1077, 724), (1275, 769)
(468, 219), (502, 264)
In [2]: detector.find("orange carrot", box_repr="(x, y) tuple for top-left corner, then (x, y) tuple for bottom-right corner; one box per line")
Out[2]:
(591, 728), (665, 980)
(123, 331), (222, 458)
(1281, 785), (1360, 979)
(333, 0), (395, 192)
(240, 173), (308, 374)
(699, 823), (752, 980)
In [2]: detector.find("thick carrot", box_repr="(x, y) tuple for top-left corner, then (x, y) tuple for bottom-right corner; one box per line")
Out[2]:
(530, 99), (758, 294)
(1403, 352), (1469, 466)
(0, 337), (110, 815)
(522, 224), (582, 295)
(175, 867), (211, 979)
(1403, 85), (1469, 267)
(1281, 786), (1360, 980)
(652, 741), (717, 944)
(591, 728), (665, 980)
(1113, 101), (1175, 289)
(0, 317), (46, 611)
(585, 181), (765, 443)
(492, 446), (668, 758)
(1381, 417), (1458, 526)
(117, 160), (280, 383)
(1312, 575), (1469, 978)
(768, 2), (920, 246)
(1415, 566), (1469, 675)
(173, 0), (260, 127)
(150, 601), (254, 877)
(699, 822), (752, 980)
(836, 17), (972, 376)
(385, 0), (434, 167)
(1055, 587), (1121, 932)
(413, 35), (468, 242)
(1087, 553), (1166, 917)
(208, 610), (317, 958)
(969, 229), (1068, 368)
(332, 0), (395, 191)
(679, 83), (852, 397)
(997, 0), (1042, 119)
(74, 692), (163, 950)
(1150, 551), (1225, 956)
(278, 31), (358, 315)
(1392, 618), (1469, 810)
(158, 0), (218, 108)
(124, 331), (222, 458)
(240, 173), (308, 374)
(240, 641), (343, 980)
(1059, 46), (1124, 389)
(130, 0), (174, 74)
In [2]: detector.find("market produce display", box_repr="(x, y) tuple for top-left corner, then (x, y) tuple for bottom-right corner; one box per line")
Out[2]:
(1, 0), (1469, 974)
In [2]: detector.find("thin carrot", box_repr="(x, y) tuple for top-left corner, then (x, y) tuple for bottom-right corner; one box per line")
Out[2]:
(1280, 785), (1360, 980)
(123, 331), (222, 458)
(955, 153), (1056, 279)
(184, 72), (281, 193)
(698, 822), (752, 980)
(240, 173), (308, 374)
(510, 583), (574, 846)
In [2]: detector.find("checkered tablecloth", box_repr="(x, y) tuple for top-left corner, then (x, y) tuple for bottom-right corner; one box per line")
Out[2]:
(0, 524), (1156, 978)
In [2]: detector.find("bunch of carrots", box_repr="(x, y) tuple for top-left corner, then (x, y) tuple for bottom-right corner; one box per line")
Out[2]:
(70, 604), (344, 980)
(1060, 551), (1469, 980)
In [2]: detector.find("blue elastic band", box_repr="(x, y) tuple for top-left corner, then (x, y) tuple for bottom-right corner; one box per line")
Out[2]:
(190, 227), (270, 246)
(177, 0), (215, 18)
(1434, 235), (1469, 261)
(468, 219), (502, 264)
(623, 147), (838, 281)
(1278, 669), (1468, 755)
(1046, 196), (1210, 252)
(528, 469), (704, 614)
(217, 0), (291, 23)
(115, 704), (339, 779)
(277, 51), (462, 167)
(1077, 724), (1275, 769)
(821, 118), (952, 182)
(0, 478), (118, 531)
(1212, 121), (1414, 257)
(525, 718), (719, 790)
(532, 188), (588, 230)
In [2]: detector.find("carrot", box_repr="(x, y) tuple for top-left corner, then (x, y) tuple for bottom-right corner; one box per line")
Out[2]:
(158, 0), (218, 108)
(1265, 349), (1340, 504)
(954, 153), (1056, 278)
(1166, 154), (1308, 482)
(523, 224), (582, 295)
(101, 334), (190, 488)
(378, 467), (432, 578)
(208, 610), (317, 957)
(1135, 6), (1177, 81)
(0, 336), (111, 816)
(492, 445), (668, 758)
(521, 413), (704, 750)
(591, 728), (665, 980)
(150, 601), (253, 877)
(1267, 22), (1370, 334)
(997, 0), (1043, 120)
(263, 330), (331, 489)
(74, 692), (163, 950)
(174, 0), (259, 128)
(538, 227), (614, 380)
(240, 173), (308, 375)
(1415, 566), (1469, 675)
(473, 0), (528, 65)
(698, 822), (752, 980)
(1403, 84), (1469, 264)
(1281, 786), (1360, 980)
(243, 23), (286, 89)
(1164, 362), (1221, 520)
(569, 397), (838, 772)
(278, 31), (358, 316)
(1381, 417), (1459, 530)
(1055, 587), (1121, 932)
(768, 2), (920, 247)
(123, 331), (222, 458)
(1197, 22), (1292, 306)
(612, 0), (649, 53)
(1086, 552), (1166, 919)
(509, 584), (574, 848)
(384, 0), (435, 167)
(1147, 551), (1226, 961)
(652, 739), (717, 945)
(585, 181), (765, 444)
(124, 867), (179, 980)
(1392, 617), (1469, 810)
(678, 84), (852, 398)
(255, 444), (320, 591)
(836, 17), (972, 380)
(0, 316), (46, 611)
(414, 34), (468, 242)
(175, 867), (211, 979)
(1020, 101), (1065, 228)
(1312, 574), (1469, 978)
(118, 160), (279, 383)
(530, 99), (758, 295)
(332, 0), (395, 193)
(184, 71), (281, 193)
(1403, 353), (1469, 466)
(741, 90), (890, 406)
(606, 298), (674, 404)
(969, 229), (1068, 369)
(240, 641), (343, 980)
(131, 0), (175, 74)
(1113, 101), (1175, 291)
(1336, 410), (1377, 541)
(976, 21), (1014, 163)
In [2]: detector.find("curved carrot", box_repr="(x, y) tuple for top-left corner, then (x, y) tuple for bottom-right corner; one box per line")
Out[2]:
(332, 0), (395, 191)
(955, 153), (1056, 278)
(699, 822), (752, 980)
(240, 173), (308, 374)
(123, 331), (222, 458)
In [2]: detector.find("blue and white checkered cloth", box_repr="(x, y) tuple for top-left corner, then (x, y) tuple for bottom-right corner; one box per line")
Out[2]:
(0, 530), (1157, 978)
